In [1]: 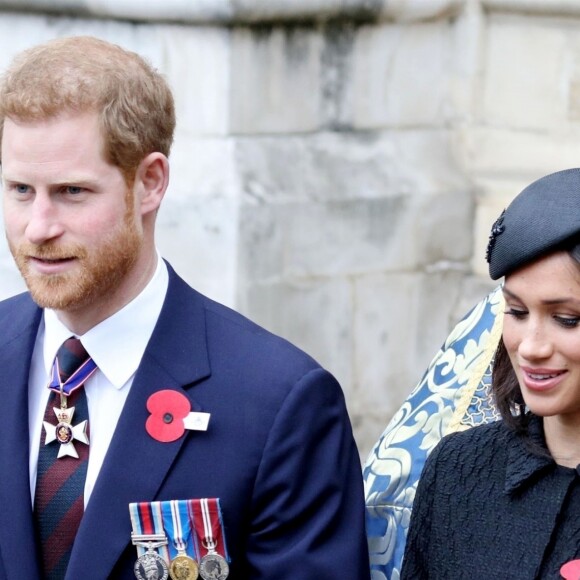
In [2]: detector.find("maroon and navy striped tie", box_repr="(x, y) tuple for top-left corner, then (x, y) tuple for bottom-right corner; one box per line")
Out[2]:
(34, 337), (97, 579)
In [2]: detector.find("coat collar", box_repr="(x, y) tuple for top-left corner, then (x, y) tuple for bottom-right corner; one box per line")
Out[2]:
(505, 414), (557, 495)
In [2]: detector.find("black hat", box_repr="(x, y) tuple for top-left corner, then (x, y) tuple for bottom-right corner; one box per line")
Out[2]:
(487, 168), (580, 279)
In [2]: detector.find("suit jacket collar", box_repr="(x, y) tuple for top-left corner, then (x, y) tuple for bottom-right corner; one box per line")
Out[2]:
(66, 264), (211, 578)
(0, 293), (43, 579)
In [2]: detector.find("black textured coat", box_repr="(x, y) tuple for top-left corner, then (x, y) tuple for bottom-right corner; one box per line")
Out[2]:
(402, 416), (580, 579)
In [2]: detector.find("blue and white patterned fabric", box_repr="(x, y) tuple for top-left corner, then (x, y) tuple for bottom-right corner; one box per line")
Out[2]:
(364, 285), (505, 580)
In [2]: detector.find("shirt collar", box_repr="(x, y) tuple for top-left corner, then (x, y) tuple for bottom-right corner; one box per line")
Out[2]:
(43, 254), (169, 388)
(504, 414), (556, 495)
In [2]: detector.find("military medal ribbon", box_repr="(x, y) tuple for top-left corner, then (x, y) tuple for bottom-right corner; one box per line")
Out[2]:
(191, 498), (230, 580)
(161, 500), (199, 580)
(130, 501), (171, 580)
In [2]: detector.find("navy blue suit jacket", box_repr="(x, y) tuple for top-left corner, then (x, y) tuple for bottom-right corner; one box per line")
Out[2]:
(0, 264), (369, 579)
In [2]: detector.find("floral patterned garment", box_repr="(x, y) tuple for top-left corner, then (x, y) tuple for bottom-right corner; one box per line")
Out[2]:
(363, 285), (504, 580)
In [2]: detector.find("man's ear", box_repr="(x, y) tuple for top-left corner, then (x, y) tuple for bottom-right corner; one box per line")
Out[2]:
(134, 152), (170, 216)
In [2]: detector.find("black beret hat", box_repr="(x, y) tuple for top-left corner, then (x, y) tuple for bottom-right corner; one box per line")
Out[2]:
(487, 168), (580, 280)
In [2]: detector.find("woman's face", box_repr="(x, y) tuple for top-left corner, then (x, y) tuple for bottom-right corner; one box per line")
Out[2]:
(503, 251), (580, 421)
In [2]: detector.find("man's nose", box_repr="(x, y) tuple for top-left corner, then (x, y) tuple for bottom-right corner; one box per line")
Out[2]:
(24, 195), (65, 245)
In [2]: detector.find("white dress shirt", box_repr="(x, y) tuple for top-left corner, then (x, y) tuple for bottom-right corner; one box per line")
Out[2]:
(28, 255), (169, 507)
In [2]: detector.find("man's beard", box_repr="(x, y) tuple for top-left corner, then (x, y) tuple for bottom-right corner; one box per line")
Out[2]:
(8, 210), (142, 313)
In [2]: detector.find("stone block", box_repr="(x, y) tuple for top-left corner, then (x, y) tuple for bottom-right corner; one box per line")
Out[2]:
(237, 190), (472, 284)
(237, 198), (415, 281)
(235, 129), (468, 203)
(170, 136), (239, 200)
(0, 0), (466, 25)
(158, 25), (230, 137)
(229, 26), (323, 133)
(350, 21), (454, 128)
(483, 15), (568, 129)
(456, 127), (580, 177)
(82, 0), (233, 22)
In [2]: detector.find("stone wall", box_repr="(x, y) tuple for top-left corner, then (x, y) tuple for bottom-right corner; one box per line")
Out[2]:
(0, 0), (578, 459)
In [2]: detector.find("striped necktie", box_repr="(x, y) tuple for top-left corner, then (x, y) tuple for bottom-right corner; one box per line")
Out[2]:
(34, 337), (98, 579)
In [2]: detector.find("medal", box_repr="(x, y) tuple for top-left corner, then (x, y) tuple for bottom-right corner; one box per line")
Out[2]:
(132, 534), (170, 580)
(161, 500), (199, 580)
(199, 544), (229, 580)
(134, 546), (170, 580)
(170, 555), (198, 580)
(130, 503), (172, 578)
(191, 499), (230, 580)
(43, 349), (97, 459)
(42, 391), (89, 459)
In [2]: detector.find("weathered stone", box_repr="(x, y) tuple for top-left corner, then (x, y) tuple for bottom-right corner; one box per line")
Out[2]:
(351, 20), (455, 128)
(170, 137), (239, 200)
(160, 26), (231, 137)
(0, 0), (465, 24)
(235, 130), (469, 203)
(483, 16), (568, 130)
(455, 127), (580, 177)
(230, 26), (323, 133)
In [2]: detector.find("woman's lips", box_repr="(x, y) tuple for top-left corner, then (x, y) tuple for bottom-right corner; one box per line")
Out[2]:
(520, 366), (567, 392)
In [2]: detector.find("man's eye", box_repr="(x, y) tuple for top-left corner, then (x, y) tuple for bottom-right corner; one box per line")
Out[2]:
(66, 186), (82, 194)
(15, 184), (29, 194)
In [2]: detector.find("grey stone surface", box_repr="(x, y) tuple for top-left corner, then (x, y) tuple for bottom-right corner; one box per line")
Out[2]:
(235, 130), (468, 203)
(0, 0), (465, 24)
(351, 20), (455, 129)
(230, 26), (323, 134)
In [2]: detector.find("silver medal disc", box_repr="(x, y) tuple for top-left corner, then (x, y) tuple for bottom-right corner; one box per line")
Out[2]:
(134, 551), (170, 580)
(199, 553), (229, 580)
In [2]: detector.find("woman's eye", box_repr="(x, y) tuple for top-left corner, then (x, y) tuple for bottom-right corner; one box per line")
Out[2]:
(505, 308), (527, 320)
(555, 316), (580, 329)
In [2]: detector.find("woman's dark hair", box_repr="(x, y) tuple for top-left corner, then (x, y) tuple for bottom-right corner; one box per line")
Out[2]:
(491, 337), (528, 432)
(492, 240), (580, 435)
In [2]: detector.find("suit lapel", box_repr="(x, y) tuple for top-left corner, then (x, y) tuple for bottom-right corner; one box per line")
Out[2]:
(0, 295), (42, 579)
(66, 268), (211, 579)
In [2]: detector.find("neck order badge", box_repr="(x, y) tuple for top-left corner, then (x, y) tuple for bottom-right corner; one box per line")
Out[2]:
(35, 337), (98, 578)
(43, 337), (98, 458)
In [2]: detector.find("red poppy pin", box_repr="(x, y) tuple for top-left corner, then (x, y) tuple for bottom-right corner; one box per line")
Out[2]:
(561, 560), (580, 579)
(146, 390), (211, 443)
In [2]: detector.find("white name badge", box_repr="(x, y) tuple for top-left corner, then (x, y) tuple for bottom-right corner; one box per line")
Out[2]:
(183, 412), (211, 432)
